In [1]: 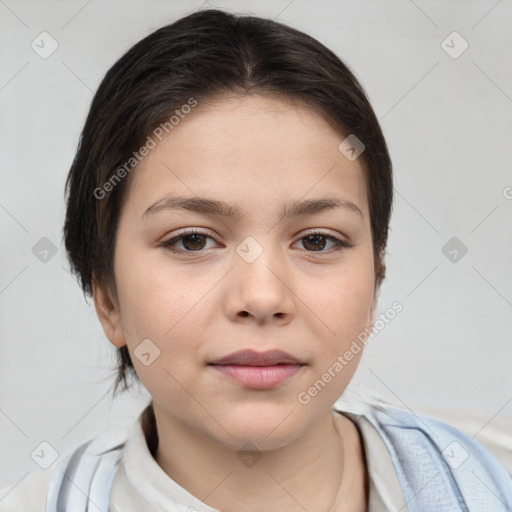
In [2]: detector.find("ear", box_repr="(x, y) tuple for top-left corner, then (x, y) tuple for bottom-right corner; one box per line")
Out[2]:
(92, 277), (126, 348)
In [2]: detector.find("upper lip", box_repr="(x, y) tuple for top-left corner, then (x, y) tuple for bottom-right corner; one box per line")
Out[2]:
(209, 349), (303, 366)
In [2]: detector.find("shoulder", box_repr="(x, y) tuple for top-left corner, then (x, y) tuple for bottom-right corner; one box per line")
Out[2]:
(0, 465), (54, 512)
(0, 435), (127, 512)
(364, 398), (509, 472)
(337, 396), (512, 510)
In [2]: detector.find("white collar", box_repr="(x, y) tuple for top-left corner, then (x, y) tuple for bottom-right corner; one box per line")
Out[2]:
(109, 404), (406, 512)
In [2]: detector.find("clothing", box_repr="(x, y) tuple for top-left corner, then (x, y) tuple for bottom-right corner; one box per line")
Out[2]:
(1, 399), (511, 512)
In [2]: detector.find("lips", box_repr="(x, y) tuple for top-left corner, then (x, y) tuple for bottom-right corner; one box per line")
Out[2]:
(209, 349), (302, 366)
(209, 349), (305, 389)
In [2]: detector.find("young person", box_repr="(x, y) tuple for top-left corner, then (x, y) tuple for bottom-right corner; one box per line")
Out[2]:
(2, 8), (511, 512)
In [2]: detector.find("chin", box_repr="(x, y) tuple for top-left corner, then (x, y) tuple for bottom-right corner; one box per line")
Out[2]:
(216, 426), (303, 453)
(209, 403), (310, 451)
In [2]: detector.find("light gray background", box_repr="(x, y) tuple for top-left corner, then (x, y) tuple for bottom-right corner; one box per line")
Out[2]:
(1, 0), (511, 489)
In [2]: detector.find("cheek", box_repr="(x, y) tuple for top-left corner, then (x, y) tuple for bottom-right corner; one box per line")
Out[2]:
(299, 260), (374, 404)
(113, 250), (213, 404)
(114, 244), (218, 354)
(115, 242), (177, 323)
(304, 253), (374, 341)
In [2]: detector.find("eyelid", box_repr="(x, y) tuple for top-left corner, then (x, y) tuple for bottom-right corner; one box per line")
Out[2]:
(164, 227), (217, 240)
(296, 228), (351, 243)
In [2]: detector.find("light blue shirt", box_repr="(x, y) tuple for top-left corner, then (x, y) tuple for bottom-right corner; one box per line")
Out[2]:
(39, 400), (512, 512)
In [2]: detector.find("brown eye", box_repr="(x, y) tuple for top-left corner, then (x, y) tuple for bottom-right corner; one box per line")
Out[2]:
(180, 233), (207, 251)
(161, 230), (216, 253)
(301, 234), (327, 251)
(296, 232), (351, 252)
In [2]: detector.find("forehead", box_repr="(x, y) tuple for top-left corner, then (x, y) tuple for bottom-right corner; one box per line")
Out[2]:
(121, 94), (369, 221)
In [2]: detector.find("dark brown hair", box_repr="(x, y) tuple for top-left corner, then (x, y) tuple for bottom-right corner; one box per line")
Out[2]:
(63, 8), (393, 397)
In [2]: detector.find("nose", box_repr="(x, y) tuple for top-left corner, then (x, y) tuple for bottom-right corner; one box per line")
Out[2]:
(224, 242), (295, 325)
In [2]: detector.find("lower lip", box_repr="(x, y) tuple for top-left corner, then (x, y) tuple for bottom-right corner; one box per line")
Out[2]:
(211, 364), (303, 389)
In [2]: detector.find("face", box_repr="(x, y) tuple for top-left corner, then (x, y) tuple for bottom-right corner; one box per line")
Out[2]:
(94, 94), (376, 451)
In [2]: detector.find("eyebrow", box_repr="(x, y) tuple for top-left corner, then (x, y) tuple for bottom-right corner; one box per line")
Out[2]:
(142, 195), (363, 221)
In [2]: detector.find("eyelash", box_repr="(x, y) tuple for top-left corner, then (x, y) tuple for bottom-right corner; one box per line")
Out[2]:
(160, 229), (353, 255)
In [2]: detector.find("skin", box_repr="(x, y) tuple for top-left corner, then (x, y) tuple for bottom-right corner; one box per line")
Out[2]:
(93, 94), (376, 512)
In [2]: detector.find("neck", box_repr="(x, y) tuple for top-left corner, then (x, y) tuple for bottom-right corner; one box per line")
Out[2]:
(144, 402), (367, 512)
